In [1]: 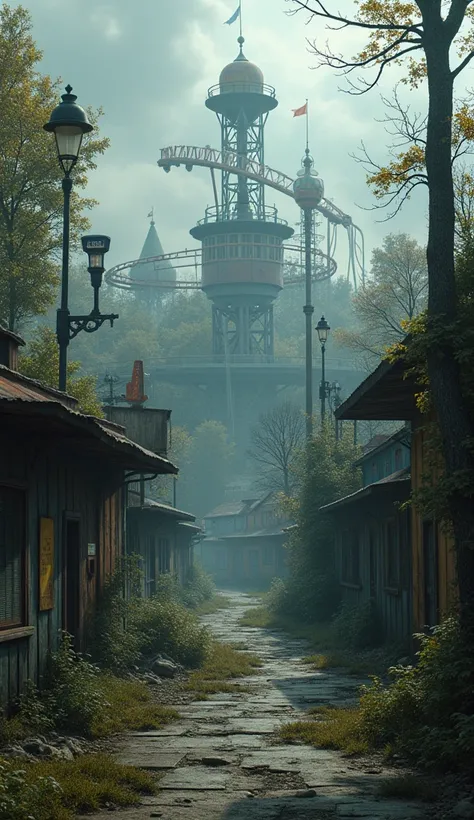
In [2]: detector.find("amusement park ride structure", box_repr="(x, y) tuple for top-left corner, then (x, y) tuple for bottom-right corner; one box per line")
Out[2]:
(105, 35), (366, 440)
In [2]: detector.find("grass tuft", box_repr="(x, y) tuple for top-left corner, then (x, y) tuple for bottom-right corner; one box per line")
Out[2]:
(186, 641), (262, 696)
(92, 675), (179, 737)
(194, 595), (232, 615)
(375, 774), (437, 802)
(0, 753), (156, 820)
(279, 706), (368, 756)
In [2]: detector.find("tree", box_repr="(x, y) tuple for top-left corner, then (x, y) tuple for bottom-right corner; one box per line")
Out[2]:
(19, 326), (103, 416)
(291, 0), (474, 634)
(278, 425), (361, 622)
(336, 234), (428, 362)
(0, 4), (109, 331)
(248, 402), (306, 495)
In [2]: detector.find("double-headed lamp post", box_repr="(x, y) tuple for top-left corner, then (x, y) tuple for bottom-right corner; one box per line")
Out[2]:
(316, 316), (331, 423)
(44, 86), (118, 391)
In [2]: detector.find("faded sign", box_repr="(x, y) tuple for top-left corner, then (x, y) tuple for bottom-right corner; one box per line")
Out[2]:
(39, 517), (54, 611)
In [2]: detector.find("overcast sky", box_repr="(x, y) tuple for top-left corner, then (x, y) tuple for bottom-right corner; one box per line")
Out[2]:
(25, 0), (433, 277)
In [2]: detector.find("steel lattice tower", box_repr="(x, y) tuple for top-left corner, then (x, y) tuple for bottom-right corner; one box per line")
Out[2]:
(190, 36), (293, 357)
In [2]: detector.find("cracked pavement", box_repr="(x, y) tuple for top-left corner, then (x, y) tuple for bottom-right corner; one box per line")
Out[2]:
(110, 591), (426, 819)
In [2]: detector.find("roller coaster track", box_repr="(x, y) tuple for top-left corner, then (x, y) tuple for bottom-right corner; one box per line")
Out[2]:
(105, 244), (337, 290)
(158, 145), (365, 287)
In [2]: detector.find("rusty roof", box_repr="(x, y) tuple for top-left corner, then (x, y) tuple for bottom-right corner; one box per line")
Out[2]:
(0, 325), (25, 347)
(0, 366), (177, 475)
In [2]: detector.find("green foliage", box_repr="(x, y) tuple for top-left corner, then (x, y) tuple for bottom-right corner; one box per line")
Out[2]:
(0, 4), (109, 331)
(19, 326), (103, 415)
(0, 759), (64, 820)
(42, 634), (107, 737)
(181, 562), (216, 609)
(0, 753), (155, 820)
(184, 420), (235, 518)
(332, 600), (384, 650)
(128, 595), (211, 668)
(335, 234), (427, 363)
(275, 425), (361, 622)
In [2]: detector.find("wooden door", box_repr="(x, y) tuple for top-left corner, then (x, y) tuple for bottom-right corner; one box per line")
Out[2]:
(63, 517), (81, 645)
(422, 519), (438, 628)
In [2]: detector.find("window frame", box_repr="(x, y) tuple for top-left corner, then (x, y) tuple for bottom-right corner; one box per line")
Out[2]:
(384, 518), (401, 592)
(0, 483), (27, 631)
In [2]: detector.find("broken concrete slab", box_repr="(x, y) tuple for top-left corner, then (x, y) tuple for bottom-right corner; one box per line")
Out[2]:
(114, 751), (184, 769)
(159, 765), (231, 790)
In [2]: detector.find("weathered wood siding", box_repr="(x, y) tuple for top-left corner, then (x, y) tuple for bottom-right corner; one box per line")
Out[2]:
(411, 416), (457, 631)
(334, 500), (412, 644)
(0, 433), (123, 705)
(126, 510), (194, 594)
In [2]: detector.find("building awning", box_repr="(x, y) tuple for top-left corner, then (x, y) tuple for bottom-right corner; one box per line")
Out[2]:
(0, 367), (177, 475)
(335, 355), (420, 422)
(320, 468), (411, 513)
(128, 498), (196, 522)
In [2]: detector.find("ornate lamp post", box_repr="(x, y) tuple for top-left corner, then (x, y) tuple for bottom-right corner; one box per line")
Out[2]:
(293, 150), (324, 441)
(44, 86), (118, 391)
(316, 315), (331, 423)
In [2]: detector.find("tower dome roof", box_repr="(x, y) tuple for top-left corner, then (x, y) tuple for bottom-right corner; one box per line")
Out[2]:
(219, 37), (264, 92)
(131, 217), (176, 284)
(293, 149), (324, 209)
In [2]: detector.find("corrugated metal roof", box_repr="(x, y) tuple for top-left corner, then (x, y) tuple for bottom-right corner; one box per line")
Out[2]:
(320, 467), (410, 513)
(0, 366), (177, 475)
(0, 366), (78, 408)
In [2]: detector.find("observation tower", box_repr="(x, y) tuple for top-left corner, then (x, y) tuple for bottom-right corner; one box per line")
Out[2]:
(190, 36), (293, 356)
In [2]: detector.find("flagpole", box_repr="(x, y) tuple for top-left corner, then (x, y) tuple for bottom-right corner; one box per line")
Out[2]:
(239, 0), (243, 37)
(306, 98), (309, 151)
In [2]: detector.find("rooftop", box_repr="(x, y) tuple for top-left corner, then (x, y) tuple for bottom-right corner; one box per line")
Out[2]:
(320, 467), (411, 513)
(0, 365), (177, 475)
(335, 351), (419, 421)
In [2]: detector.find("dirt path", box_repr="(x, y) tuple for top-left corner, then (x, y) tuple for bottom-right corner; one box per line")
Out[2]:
(111, 591), (426, 820)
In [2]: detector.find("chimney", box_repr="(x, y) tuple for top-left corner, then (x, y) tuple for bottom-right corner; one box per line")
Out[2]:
(0, 325), (25, 371)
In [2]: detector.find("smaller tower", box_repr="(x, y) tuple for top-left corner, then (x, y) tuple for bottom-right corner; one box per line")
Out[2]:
(191, 37), (293, 357)
(131, 213), (176, 307)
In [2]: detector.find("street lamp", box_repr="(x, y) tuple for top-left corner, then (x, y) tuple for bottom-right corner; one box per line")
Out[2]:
(316, 315), (331, 423)
(44, 86), (118, 391)
(293, 150), (324, 441)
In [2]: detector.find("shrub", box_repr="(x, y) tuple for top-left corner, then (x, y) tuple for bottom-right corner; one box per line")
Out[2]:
(42, 634), (107, 737)
(129, 596), (211, 668)
(181, 563), (215, 609)
(332, 600), (384, 650)
(0, 760), (64, 820)
(357, 616), (474, 770)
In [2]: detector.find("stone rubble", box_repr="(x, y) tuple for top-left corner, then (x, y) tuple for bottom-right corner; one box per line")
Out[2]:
(111, 590), (436, 820)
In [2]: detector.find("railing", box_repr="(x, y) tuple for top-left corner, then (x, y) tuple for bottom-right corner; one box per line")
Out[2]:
(196, 203), (288, 227)
(208, 82), (276, 98)
(146, 355), (360, 371)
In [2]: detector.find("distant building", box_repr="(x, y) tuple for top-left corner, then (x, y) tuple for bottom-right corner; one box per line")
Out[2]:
(130, 215), (176, 307)
(196, 492), (291, 588)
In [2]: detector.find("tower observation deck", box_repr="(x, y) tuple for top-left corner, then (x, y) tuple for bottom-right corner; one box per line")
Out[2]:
(190, 36), (293, 356)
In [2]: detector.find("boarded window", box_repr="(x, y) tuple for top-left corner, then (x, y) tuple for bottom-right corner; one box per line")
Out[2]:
(385, 520), (400, 588)
(341, 530), (359, 585)
(0, 486), (25, 629)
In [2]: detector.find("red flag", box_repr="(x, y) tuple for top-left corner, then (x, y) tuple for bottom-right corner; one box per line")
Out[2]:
(292, 103), (307, 117)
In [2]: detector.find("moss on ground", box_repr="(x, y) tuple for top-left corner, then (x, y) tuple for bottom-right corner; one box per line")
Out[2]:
(186, 641), (262, 697)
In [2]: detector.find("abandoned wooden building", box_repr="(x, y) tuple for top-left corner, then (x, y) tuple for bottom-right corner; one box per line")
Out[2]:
(0, 328), (177, 704)
(335, 354), (457, 633)
(321, 428), (413, 644)
(196, 492), (290, 587)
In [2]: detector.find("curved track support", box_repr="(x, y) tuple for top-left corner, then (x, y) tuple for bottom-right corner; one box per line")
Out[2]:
(158, 144), (365, 288)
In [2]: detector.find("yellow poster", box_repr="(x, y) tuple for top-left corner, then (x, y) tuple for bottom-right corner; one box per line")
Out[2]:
(39, 517), (54, 611)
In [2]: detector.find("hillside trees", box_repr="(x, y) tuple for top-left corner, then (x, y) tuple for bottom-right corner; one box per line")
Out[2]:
(249, 402), (305, 495)
(336, 234), (428, 363)
(0, 4), (109, 332)
(291, 0), (474, 634)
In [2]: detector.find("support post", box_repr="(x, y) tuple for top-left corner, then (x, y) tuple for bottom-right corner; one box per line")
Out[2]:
(321, 342), (326, 423)
(57, 175), (72, 392)
(303, 207), (314, 441)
